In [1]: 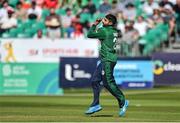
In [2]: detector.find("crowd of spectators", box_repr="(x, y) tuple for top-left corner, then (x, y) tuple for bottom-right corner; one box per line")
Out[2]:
(0, 0), (180, 55)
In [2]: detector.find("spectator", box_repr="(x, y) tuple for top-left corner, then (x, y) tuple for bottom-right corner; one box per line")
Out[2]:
(0, 1), (8, 20)
(119, 21), (140, 56)
(123, 3), (136, 21)
(20, 0), (31, 9)
(44, 0), (60, 9)
(71, 15), (84, 39)
(99, 0), (112, 14)
(116, 0), (134, 11)
(36, 0), (44, 8)
(159, 0), (174, 8)
(122, 0), (134, 5)
(0, 0), (6, 7)
(109, 0), (118, 14)
(61, 8), (74, 37)
(174, 0), (180, 35)
(174, 0), (180, 14)
(34, 29), (46, 39)
(149, 8), (161, 22)
(84, 0), (96, 16)
(0, 1), (13, 21)
(63, 14), (83, 38)
(27, 1), (42, 20)
(45, 8), (61, 40)
(65, 24), (74, 38)
(134, 16), (148, 37)
(142, 0), (159, 16)
(116, 1), (125, 12)
(148, 8), (164, 27)
(79, 7), (91, 33)
(0, 10), (17, 36)
(117, 11), (125, 34)
(61, 8), (74, 28)
(15, 1), (27, 21)
(162, 4), (175, 38)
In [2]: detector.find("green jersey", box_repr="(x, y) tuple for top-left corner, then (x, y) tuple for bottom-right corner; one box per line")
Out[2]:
(87, 25), (118, 62)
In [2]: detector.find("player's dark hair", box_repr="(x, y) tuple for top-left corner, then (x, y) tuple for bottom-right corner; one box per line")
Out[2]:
(105, 14), (117, 26)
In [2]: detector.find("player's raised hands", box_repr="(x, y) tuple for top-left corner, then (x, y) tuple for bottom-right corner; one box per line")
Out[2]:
(94, 18), (102, 26)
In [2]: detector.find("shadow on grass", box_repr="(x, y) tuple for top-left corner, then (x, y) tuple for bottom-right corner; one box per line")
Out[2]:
(90, 114), (113, 117)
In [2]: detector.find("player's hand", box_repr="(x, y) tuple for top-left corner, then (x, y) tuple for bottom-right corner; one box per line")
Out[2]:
(94, 18), (102, 26)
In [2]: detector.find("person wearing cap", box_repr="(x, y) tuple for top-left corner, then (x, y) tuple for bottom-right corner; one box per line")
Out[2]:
(85, 14), (129, 117)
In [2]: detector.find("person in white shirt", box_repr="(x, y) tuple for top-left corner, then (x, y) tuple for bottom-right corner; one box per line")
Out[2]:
(134, 16), (148, 37)
(142, 0), (159, 16)
(0, 10), (17, 36)
(27, 1), (42, 20)
(61, 8), (74, 29)
(61, 8), (74, 38)
(0, 1), (10, 21)
(117, 11), (125, 34)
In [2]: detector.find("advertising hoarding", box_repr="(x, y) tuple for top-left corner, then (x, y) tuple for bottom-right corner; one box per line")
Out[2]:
(115, 58), (154, 88)
(0, 63), (63, 95)
(59, 57), (154, 89)
(59, 57), (98, 88)
(153, 52), (180, 85)
(0, 39), (98, 63)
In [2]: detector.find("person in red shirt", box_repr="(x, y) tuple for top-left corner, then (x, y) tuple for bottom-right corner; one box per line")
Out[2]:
(44, 0), (59, 9)
(71, 15), (84, 39)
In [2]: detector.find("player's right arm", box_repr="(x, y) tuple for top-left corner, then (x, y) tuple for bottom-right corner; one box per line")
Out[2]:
(87, 19), (105, 40)
(87, 25), (105, 39)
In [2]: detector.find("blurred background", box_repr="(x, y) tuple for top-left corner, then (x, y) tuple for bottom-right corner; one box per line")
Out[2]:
(0, 0), (180, 94)
(0, 0), (180, 122)
(0, 0), (180, 54)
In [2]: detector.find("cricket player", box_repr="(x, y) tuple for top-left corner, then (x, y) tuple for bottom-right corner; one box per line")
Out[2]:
(85, 14), (129, 117)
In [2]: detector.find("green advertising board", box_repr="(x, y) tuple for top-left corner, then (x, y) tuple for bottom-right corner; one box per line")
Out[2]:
(0, 63), (63, 95)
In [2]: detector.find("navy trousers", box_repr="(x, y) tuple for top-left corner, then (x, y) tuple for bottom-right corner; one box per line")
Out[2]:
(90, 61), (125, 108)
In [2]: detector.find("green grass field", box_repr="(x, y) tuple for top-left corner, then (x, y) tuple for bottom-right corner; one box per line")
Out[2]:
(0, 86), (180, 122)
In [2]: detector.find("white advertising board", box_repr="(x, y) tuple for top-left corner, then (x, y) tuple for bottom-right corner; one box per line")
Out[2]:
(0, 39), (99, 63)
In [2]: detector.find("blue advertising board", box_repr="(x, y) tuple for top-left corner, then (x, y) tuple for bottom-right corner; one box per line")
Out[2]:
(153, 52), (180, 85)
(59, 57), (98, 88)
(115, 57), (154, 88)
(59, 57), (154, 89)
